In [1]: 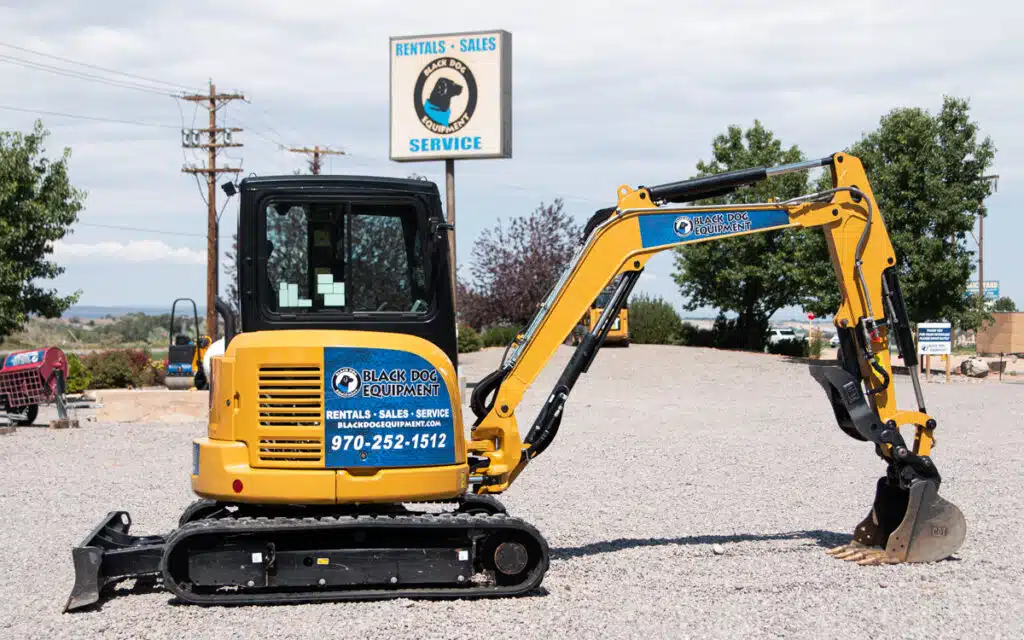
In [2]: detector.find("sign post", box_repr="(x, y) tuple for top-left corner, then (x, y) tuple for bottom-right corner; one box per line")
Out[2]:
(389, 30), (513, 309)
(918, 322), (952, 382)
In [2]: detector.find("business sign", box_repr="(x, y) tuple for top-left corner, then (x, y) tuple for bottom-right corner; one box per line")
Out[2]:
(917, 322), (952, 356)
(966, 280), (1000, 300)
(323, 346), (456, 469)
(389, 30), (511, 161)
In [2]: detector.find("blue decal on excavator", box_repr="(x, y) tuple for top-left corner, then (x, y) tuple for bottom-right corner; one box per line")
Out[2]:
(638, 209), (792, 248)
(323, 346), (456, 468)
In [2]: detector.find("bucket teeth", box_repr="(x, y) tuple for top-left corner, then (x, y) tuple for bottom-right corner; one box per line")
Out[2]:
(826, 543), (899, 565)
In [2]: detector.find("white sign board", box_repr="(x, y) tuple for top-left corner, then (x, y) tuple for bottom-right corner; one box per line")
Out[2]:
(917, 322), (952, 356)
(389, 30), (512, 162)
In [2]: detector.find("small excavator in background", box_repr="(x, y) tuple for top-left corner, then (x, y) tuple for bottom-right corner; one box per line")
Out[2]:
(164, 298), (211, 391)
(66, 153), (967, 611)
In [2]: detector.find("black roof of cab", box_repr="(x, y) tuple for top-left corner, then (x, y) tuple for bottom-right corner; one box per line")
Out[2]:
(239, 174), (442, 196)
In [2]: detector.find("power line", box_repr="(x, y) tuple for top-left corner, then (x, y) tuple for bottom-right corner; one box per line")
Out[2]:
(0, 53), (179, 97)
(240, 98), (298, 148)
(287, 145), (346, 174)
(0, 104), (180, 128)
(76, 221), (231, 239)
(339, 150), (610, 206)
(0, 40), (200, 91)
(230, 114), (287, 148)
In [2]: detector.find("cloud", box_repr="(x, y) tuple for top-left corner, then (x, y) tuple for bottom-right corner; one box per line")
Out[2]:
(53, 240), (206, 265)
(2, 0), (1021, 306)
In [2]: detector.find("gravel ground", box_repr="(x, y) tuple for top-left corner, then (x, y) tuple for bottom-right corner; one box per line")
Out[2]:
(1, 344), (1021, 639)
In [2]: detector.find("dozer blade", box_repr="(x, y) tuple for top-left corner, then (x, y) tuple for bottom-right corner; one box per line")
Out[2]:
(827, 477), (966, 565)
(64, 511), (166, 613)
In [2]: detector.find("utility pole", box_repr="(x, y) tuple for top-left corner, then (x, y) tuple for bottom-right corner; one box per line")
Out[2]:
(182, 81), (245, 339)
(976, 174), (999, 304)
(287, 145), (346, 175)
(978, 201), (984, 302)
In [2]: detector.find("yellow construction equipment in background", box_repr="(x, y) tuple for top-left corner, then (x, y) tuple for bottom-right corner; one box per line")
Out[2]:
(67, 153), (966, 611)
(164, 298), (211, 391)
(573, 277), (630, 347)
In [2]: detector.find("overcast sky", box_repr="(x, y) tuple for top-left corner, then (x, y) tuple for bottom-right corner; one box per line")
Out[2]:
(2, 0), (1020, 317)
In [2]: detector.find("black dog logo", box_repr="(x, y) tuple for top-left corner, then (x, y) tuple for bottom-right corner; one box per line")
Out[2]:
(331, 367), (361, 397)
(424, 77), (463, 126)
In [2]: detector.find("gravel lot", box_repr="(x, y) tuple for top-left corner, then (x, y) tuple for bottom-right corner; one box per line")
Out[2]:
(1, 345), (1021, 639)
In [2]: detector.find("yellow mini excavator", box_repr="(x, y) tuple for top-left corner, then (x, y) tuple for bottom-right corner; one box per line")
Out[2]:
(65, 153), (966, 611)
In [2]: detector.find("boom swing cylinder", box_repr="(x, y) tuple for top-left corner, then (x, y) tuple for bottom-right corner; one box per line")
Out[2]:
(468, 152), (966, 566)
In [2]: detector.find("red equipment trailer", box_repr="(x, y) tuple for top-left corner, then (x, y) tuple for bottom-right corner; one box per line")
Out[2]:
(0, 347), (70, 425)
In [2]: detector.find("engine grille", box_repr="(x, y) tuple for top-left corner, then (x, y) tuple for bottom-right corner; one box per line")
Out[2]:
(257, 438), (322, 463)
(256, 365), (323, 466)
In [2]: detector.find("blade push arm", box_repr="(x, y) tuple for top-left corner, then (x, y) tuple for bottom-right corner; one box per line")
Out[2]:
(467, 153), (935, 496)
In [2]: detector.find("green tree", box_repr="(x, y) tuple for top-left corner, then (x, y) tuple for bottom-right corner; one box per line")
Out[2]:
(0, 121), (85, 342)
(992, 296), (1017, 313)
(671, 121), (809, 351)
(797, 96), (996, 330)
(627, 292), (684, 344)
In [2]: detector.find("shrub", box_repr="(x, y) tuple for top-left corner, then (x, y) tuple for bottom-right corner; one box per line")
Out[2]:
(481, 324), (521, 348)
(139, 359), (166, 387)
(807, 330), (825, 359)
(710, 313), (748, 350)
(80, 348), (154, 388)
(457, 324), (483, 353)
(678, 322), (714, 347)
(82, 350), (140, 388)
(628, 293), (685, 344)
(767, 338), (807, 357)
(65, 352), (91, 394)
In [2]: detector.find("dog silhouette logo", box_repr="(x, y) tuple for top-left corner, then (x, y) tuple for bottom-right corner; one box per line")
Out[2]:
(673, 216), (694, 238)
(424, 77), (462, 126)
(331, 367), (361, 398)
(414, 57), (477, 135)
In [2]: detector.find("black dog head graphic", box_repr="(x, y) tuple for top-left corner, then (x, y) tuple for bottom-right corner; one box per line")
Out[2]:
(426, 77), (463, 111)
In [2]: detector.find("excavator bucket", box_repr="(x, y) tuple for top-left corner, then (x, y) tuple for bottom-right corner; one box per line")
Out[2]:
(828, 477), (966, 565)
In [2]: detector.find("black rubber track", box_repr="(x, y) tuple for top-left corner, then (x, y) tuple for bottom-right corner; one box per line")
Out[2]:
(160, 512), (550, 606)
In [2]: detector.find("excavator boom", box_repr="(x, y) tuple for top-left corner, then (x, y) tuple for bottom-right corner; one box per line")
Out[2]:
(468, 152), (965, 566)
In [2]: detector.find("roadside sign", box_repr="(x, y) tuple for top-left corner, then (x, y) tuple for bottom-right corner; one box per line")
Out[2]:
(966, 280), (1000, 300)
(917, 322), (952, 355)
(389, 30), (512, 161)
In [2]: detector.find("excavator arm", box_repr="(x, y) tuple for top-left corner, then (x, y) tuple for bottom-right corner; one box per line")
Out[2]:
(466, 152), (966, 566)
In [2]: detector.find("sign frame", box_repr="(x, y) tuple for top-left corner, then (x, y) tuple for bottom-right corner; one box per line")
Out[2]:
(388, 29), (512, 162)
(917, 321), (952, 356)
